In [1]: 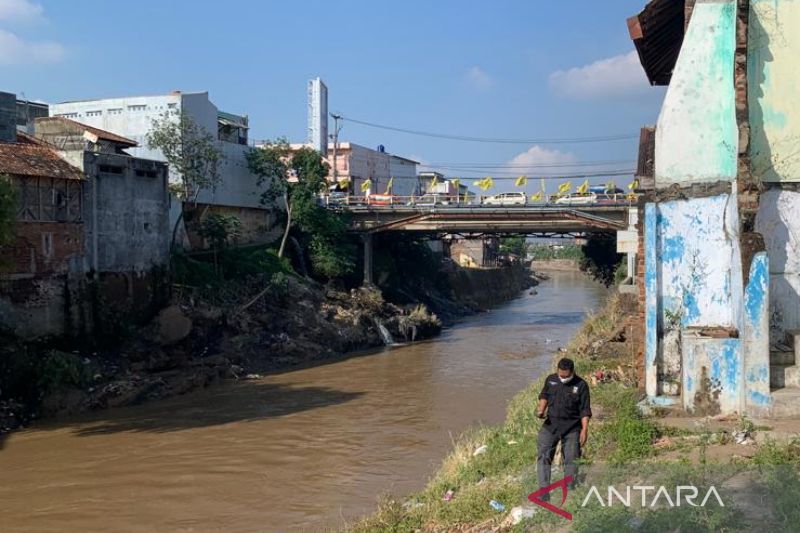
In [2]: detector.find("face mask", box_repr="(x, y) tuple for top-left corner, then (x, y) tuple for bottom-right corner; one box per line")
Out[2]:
(559, 375), (573, 384)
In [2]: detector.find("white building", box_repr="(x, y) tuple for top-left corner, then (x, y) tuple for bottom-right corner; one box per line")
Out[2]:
(320, 142), (418, 196)
(51, 91), (260, 210)
(388, 155), (421, 196)
(51, 91), (274, 246)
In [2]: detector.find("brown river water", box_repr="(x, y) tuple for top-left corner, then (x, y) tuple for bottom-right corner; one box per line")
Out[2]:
(0, 271), (604, 533)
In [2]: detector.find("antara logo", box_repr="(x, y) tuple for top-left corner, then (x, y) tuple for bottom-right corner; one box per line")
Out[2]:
(528, 476), (574, 520)
(527, 477), (725, 521)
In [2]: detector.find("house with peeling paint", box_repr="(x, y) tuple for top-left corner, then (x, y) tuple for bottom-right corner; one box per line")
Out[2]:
(629, 0), (800, 416)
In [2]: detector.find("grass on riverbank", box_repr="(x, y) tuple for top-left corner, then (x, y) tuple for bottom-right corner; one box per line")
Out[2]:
(346, 292), (800, 532)
(346, 293), (665, 532)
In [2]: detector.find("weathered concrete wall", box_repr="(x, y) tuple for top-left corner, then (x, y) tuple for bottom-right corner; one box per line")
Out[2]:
(0, 217), (85, 337)
(655, 0), (738, 186)
(644, 189), (747, 410)
(755, 188), (800, 340)
(445, 264), (534, 310)
(183, 202), (280, 250)
(655, 193), (743, 329)
(681, 333), (741, 415)
(749, 0), (800, 183)
(0, 276), (80, 338)
(744, 252), (771, 412)
(81, 152), (170, 273)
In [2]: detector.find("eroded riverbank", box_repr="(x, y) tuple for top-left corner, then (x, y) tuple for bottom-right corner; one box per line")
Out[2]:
(0, 271), (604, 532)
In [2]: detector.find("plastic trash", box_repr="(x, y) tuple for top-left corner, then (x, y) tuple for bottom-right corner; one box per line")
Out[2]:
(507, 440), (518, 446)
(473, 444), (488, 456)
(509, 506), (537, 524)
(489, 500), (505, 512)
(442, 489), (454, 502)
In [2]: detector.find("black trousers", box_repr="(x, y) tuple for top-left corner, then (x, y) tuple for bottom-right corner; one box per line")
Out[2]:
(536, 425), (581, 492)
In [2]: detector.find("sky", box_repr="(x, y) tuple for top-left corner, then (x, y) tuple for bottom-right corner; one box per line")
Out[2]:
(0, 0), (666, 193)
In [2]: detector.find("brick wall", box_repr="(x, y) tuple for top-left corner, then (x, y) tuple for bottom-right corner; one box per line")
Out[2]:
(631, 202), (647, 389)
(5, 220), (83, 277)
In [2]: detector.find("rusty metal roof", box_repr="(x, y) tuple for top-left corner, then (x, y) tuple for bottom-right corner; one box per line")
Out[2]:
(0, 137), (85, 180)
(628, 0), (686, 86)
(35, 116), (138, 147)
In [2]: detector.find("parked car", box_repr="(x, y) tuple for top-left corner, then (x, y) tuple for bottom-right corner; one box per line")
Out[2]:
(408, 193), (450, 207)
(483, 192), (527, 206)
(554, 193), (596, 205)
(327, 191), (349, 205)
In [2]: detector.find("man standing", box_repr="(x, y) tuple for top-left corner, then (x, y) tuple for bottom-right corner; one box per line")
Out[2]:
(536, 357), (591, 495)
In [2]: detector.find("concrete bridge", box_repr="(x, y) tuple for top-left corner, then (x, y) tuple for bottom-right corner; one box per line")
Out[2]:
(341, 205), (629, 234)
(329, 203), (635, 284)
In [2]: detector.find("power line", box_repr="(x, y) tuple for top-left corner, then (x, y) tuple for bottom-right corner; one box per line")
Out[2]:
(339, 115), (639, 145)
(426, 170), (636, 180)
(426, 159), (635, 169)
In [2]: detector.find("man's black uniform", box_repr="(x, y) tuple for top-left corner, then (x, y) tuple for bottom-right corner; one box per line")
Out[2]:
(537, 373), (592, 491)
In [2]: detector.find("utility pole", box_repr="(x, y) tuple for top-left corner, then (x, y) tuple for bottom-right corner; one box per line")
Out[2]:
(330, 114), (343, 188)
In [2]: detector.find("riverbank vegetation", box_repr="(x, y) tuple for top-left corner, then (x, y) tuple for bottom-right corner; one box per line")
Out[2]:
(348, 293), (800, 532)
(526, 237), (622, 286)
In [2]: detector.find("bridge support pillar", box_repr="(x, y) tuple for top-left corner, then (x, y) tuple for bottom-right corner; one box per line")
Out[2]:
(362, 233), (374, 285)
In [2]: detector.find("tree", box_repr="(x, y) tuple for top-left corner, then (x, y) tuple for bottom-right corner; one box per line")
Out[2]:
(146, 111), (224, 250)
(0, 174), (16, 250)
(499, 236), (527, 258)
(246, 142), (328, 258)
(247, 143), (355, 278)
(580, 234), (622, 287)
(197, 213), (242, 273)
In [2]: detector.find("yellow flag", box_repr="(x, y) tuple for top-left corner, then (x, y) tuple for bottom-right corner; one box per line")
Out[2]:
(339, 177), (351, 190)
(361, 178), (372, 192)
(530, 191), (543, 201)
(558, 181), (572, 194)
(473, 177), (494, 191)
(431, 176), (440, 188)
(451, 178), (460, 189)
(605, 180), (616, 192)
(577, 179), (589, 194)
(385, 177), (394, 194)
(628, 178), (640, 190)
(627, 192), (637, 201)
(515, 175), (528, 188)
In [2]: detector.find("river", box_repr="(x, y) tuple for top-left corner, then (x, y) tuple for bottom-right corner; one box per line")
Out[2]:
(0, 271), (605, 532)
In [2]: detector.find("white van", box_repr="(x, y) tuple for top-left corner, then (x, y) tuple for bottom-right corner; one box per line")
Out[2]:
(483, 192), (527, 206)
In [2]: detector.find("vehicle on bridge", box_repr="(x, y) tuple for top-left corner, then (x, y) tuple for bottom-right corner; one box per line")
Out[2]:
(406, 193), (452, 207)
(554, 187), (629, 206)
(482, 192), (527, 206)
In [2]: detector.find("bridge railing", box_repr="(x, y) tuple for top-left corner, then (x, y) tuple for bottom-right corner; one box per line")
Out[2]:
(319, 193), (639, 209)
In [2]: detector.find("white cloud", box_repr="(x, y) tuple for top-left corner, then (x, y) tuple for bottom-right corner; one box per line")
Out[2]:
(0, 0), (43, 22)
(0, 29), (64, 64)
(507, 145), (577, 170)
(548, 51), (650, 100)
(466, 66), (493, 91)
